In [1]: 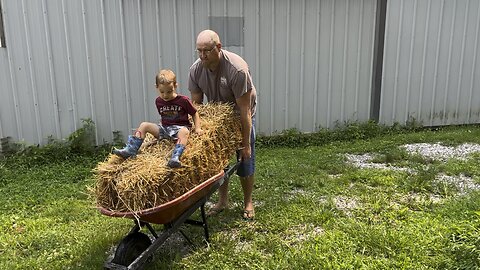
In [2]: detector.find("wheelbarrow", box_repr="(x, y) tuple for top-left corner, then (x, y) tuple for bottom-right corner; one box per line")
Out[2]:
(98, 161), (240, 269)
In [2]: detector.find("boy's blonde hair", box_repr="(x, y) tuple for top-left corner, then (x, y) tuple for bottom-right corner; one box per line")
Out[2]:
(155, 69), (176, 87)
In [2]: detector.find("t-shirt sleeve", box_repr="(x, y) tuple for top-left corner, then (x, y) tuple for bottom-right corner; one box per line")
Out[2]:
(231, 70), (249, 99)
(183, 96), (197, 116)
(188, 67), (202, 94)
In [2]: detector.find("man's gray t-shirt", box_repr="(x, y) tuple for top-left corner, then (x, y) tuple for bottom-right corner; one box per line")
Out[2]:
(188, 49), (257, 116)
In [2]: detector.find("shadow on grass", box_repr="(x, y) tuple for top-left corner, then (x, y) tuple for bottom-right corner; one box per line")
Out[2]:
(76, 207), (238, 270)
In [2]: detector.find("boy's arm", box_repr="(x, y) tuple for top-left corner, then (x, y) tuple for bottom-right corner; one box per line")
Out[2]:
(192, 112), (203, 135)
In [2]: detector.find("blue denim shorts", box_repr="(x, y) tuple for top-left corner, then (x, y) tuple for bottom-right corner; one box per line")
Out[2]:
(157, 124), (184, 140)
(236, 117), (256, 177)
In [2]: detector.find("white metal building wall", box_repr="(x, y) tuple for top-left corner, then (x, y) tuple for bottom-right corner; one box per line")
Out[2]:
(0, 0), (377, 145)
(381, 0), (480, 126)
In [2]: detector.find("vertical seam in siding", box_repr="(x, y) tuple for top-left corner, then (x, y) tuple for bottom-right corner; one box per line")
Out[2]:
(299, 0), (305, 130)
(137, 0), (148, 120)
(313, 0), (321, 130)
(327, 0), (335, 128)
(371, 0), (386, 123)
(0, 0), (5, 48)
(270, 0), (275, 132)
(341, 1), (349, 123)
(81, 0), (98, 143)
(61, 0), (78, 131)
(255, 0), (260, 131)
(367, 0), (378, 120)
(379, 0), (390, 123)
(173, 0), (180, 79)
(100, 0), (115, 136)
(240, 0), (244, 56)
(208, 0), (211, 20)
(430, 0), (445, 126)
(191, 0), (196, 63)
(443, 2), (456, 124)
(223, 0), (228, 48)
(285, 0), (290, 130)
(468, 1), (480, 122)
(392, 1), (404, 123)
(119, 0), (132, 132)
(354, 0), (365, 121)
(455, 0), (469, 123)
(405, 0), (418, 122)
(155, 1), (163, 69)
(42, 0), (61, 138)
(21, 0), (42, 143)
(418, 0), (432, 121)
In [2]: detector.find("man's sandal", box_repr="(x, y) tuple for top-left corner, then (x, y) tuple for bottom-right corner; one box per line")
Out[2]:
(243, 209), (255, 220)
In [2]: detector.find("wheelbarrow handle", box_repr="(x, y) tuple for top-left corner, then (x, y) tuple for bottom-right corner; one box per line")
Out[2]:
(224, 160), (240, 179)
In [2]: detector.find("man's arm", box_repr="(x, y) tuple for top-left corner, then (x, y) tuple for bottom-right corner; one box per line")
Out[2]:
(188, 67), (204, 104)
(236, 89), (253, 160)
(190, 90), (204, 105)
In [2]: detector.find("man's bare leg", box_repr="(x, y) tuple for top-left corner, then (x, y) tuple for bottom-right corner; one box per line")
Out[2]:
(241, 174), (255, 218)
(208, 180), (229, 215)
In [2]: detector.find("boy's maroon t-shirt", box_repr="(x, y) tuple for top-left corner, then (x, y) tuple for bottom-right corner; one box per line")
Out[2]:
(155, 95), (197, 127)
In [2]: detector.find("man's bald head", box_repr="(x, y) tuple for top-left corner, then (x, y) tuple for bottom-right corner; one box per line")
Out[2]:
(196, 30), (221, 46)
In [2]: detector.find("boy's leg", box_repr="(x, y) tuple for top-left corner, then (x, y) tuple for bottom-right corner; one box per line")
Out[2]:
(175, 127), (190, 145)
(168, 127), (189, 168)
(137, 122), (160, 139)
(112, 135), (144, 158)
(112, 122), (159, 158)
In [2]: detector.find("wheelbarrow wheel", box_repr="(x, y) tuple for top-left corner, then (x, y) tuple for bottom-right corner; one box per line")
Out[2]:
(112, 232), (152, 266)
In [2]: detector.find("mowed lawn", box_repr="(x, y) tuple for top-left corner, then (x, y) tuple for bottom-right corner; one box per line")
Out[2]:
(1, 125), (479, 269)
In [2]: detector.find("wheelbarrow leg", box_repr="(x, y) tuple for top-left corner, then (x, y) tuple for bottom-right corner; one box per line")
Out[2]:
(180, 202), (211, 244)
(200, 203), (210, 243)
(144, 223), (159, 239)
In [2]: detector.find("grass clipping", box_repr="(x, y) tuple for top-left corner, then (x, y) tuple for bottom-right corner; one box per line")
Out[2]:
(93, 103), (242, 213)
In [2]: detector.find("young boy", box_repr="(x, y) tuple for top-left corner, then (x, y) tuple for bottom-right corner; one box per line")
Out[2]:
(113, 69), (203, 168)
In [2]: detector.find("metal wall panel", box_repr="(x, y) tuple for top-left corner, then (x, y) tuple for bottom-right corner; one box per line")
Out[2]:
(252, 0), (377, 134)
(0, 0), (377, 145)
(381, 0), (480, 126)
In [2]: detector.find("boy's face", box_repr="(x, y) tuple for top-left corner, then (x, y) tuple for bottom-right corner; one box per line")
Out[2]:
(156, 83), (177, 101)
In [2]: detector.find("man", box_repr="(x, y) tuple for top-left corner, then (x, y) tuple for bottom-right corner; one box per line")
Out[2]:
(188, 29), (257, 220)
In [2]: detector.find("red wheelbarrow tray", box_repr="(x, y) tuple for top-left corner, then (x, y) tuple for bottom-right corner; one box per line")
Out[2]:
(97, 170), (225, 224)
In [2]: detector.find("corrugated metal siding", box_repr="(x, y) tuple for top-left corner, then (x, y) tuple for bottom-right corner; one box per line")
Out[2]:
(380, 0), (480, 126)
(255, 0), (376, 134)
(0, 0), (377, 145)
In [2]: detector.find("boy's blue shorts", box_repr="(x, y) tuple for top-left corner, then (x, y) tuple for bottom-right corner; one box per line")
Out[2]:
(236, 117), (256, 178)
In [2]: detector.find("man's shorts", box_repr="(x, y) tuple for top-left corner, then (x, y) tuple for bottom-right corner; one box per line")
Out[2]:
(236, 116), (256, 178)
(157, 124), (185, 140)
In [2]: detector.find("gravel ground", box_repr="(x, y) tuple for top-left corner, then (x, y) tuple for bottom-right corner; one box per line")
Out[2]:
(402, 142), (480, 161)
(345, 142), (480, 194)
(345, 153), (412, 172)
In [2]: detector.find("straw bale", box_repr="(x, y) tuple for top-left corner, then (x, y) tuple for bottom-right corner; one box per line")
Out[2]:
(93, 103), (242, 212)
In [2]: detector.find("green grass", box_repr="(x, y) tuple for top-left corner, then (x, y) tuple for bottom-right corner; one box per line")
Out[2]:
(1, 125), (480, 269)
